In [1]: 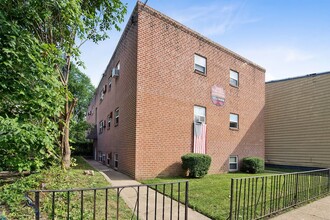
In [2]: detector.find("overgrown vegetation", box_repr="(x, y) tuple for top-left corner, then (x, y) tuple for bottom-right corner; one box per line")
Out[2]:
(241, 157), (265, 174)
(181, 153), (212, 178)
(0, 157), (132, 219)
(0, 0), (127, 171)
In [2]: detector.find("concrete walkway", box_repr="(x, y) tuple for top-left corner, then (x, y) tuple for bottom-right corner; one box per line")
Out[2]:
(85, 159), (210, 220)
(271, 196), (330, 220)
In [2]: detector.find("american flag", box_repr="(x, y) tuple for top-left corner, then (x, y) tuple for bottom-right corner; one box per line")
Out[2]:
(193, 123), (206, 154)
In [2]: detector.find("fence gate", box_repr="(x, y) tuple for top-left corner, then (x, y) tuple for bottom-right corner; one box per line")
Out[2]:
(26, 181), (189, 220)
(229, 168), (330, 220)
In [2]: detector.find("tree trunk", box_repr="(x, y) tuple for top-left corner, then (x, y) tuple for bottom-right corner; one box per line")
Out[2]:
(62, 116), (71, 169)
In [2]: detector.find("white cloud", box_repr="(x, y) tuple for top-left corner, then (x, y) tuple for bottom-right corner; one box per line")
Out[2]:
(168, 1), (260, 37)
(240, 46), (325, 81)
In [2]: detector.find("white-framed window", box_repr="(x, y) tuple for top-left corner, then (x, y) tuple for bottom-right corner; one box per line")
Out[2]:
(116, 61), (120, 70)
(102, 153), (106, 163)
(229, 156), (238, 171)
(107, 153), (111, 165)
(99, 120), (105, 134)
(194, 105), (206, 123)
(230, 113), (239, 129)
(107, 112), (112, 129)
(230, 70), (239, 87)
(114, 153), (119, 170)
(108, 77), (112, 91)
(194, 54), (206, 74)
(115, 108), (119, 126)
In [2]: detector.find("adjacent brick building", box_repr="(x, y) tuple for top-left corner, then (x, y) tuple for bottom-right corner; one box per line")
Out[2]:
(265, 72), (330, 169)
(86, 2), (265, 179)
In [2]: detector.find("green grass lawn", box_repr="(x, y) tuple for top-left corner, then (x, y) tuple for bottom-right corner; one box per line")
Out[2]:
(141, 172), (275, 220)
(0, 157), (132, 220)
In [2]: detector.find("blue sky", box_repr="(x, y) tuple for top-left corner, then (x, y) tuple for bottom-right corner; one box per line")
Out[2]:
(79, 0), (330, 87)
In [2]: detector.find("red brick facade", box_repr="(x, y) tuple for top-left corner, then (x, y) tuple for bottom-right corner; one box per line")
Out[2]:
(87, 3), (265, 180)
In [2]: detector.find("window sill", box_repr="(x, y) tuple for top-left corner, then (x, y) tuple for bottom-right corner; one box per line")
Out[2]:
(194, 70), (207, 77)
(114, 124), (119, 127)
(229, 127), (239, 131)
(229, 83), (239, 88)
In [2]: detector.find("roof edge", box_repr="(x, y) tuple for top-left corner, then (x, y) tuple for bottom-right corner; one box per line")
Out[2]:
(266, 71), (330, 84)
(139, 2), (266, 72)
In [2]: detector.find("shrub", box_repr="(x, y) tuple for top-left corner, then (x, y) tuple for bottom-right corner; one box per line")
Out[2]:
(181, 153), (211, 178)
(241, 157), (264, 173)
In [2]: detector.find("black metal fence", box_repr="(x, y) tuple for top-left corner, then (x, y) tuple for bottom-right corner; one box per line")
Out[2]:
(27, 181), (189, 220)
(229, 168), (330, 220)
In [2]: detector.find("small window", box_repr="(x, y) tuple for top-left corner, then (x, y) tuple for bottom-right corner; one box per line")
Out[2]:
(194, 105), (206, 123)
(99, 120), (105, 134)
(194, 54), (206, 74)
(230, 113), (239, 129)
(108, 77), (112, 91)
(116, 61), (120, 70)
(107, 112), (112, 129)
(229, 156), (238, 171)
(230, 70), (239, 87)
(115, 108), (119, 126)
(114, 153), (118, 170)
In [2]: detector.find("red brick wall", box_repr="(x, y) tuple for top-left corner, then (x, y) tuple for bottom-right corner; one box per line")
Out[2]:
(86, 9), (138, 178)
(135, 4), (265, 179)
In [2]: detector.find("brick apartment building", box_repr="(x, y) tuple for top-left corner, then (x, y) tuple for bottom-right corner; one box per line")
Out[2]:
(86, 2), (266, 179)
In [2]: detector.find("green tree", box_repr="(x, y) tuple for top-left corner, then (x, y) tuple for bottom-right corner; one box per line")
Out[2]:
(0, 14), (64, 171)
(69, 64), (95, 143)
(0, 0), (127, 169)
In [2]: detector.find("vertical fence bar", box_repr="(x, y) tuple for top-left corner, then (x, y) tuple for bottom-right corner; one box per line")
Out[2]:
(177, 183), (180, 220)
(93, 190), (96, 220)
(170, 183), (173, 220)
(146, 186), (149, 220)
(116, 188), (120, 220)
(81, 190), (84, 220)
(52, 192), (55, 220)
(185, 181), (189, 220)
(105, 189), (108, 220)
(295, 173), (299, 205)
(242, 179), (246, 220)
(137, 186), (140, 220)
(328, 169), (330, 193)
(229, 179), (234, 220)
(162, 184), (165, 220)
(155, 185), (158, 220)
(67, 191), (70, 219)
(35, 192), (40, 220)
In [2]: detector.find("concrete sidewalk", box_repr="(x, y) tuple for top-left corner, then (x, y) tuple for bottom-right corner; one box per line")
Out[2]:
(85, 159), (210, 220)
(271, 196), (330, 220)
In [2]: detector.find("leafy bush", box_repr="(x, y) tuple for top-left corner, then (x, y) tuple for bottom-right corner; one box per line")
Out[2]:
(241, 157), (264, 173)
(181, 153), (211, 178)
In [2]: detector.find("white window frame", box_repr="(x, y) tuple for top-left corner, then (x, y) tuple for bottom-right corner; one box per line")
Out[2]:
(107, 113), (112, 129)
(116, 61), (120, 70)
(194, 105), (206, 123)
(229, 156), (238, 171)
(114, 153), (119, 170)
(230, 113), (239, 129)
(230, 70), (239, 87)
(108, 77), (112, 90)
(194, 54), (206, 74)
(115, 108), (119, 126)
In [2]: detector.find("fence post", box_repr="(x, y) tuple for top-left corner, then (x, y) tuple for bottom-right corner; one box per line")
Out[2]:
(294, 173), (299, 205)
(229, 178), (234, 220)
(35, 192), (40, 220)
(328, 169), (330, 193)
(185, 181), (189, 220)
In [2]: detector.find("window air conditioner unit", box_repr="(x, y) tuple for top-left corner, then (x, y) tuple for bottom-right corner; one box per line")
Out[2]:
(195, 115), (205, 124)
(112, 68), (120, 78)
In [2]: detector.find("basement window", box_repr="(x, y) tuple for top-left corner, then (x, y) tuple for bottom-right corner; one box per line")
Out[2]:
(230, 113), (239, 129)
(229, 156), (238, 171)
(194, 54), (206, 74)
